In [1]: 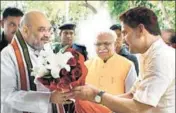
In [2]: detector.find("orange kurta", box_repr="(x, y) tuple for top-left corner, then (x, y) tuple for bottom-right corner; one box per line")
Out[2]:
(86, 53), (132, 95)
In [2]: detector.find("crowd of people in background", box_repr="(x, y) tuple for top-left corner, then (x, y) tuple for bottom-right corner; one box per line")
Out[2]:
(1, 6), (175, 113)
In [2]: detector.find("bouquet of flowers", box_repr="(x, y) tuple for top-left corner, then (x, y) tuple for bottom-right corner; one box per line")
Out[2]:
(31, 44), (111, 113)
(31, 45), (87, 92)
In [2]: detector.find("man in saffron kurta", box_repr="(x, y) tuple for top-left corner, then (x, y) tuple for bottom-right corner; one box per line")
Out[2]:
(85, 29), (137, 95)
(86, 54), (136, 95)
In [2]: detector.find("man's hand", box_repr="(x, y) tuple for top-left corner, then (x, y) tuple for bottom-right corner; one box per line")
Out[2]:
(50, 90), (74, 104)
(73, 84), (100, 102)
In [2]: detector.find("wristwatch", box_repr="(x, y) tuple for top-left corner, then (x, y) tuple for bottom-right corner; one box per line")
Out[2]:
(94, 91), (105, 103)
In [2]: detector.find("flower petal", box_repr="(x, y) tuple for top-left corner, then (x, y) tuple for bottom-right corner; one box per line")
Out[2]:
(51, 67), (61, 78)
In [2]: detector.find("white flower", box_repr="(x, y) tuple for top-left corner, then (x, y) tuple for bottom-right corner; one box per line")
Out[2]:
(38, 66), (49, 77)
(44, 43), (54, 53)
(31, 66), (40, 76)
(31, 48), (74, 79)
(46, 51), (73, 71)
(31, 66), (49, 78)
(64, 64), (71, 72)
(51, 66), (61, 78)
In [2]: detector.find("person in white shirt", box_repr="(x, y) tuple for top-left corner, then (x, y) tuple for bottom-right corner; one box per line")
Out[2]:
(1, 11), (73, 113)
(73, 7), (175, 113)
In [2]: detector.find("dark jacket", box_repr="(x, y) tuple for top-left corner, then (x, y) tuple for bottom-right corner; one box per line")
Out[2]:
(53, 43), (88, 61)
(0, 32), (8, 52)
(119, 45), (139, 76)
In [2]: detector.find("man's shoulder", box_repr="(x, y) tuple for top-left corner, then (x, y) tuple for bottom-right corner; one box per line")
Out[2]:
(1, 44), (13, 55)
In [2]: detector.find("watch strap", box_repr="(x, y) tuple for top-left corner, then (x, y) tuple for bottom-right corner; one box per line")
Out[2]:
(97, 91), (105, 97)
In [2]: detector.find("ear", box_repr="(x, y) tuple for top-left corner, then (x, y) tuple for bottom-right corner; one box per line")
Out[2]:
(21, 25), (29, 38)
(138, 24), (145, 33)
(23, 25), (29, 34)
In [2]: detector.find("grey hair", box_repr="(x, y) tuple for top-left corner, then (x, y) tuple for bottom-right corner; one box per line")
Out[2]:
(95, 29), (117, 42)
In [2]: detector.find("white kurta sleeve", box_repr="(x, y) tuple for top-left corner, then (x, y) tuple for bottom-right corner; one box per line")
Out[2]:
(133, 52), (175, 107)
(1, 46), (51, 113)
(125, 64), (137, 93)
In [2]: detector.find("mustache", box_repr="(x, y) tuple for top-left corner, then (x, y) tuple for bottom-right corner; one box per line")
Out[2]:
(41, 36), (51, 42)
(98, 49), (108, 53)
(12, 31), (16, 34)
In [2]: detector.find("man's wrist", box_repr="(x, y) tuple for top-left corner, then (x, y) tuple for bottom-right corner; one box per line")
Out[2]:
(94, 90), (105, 104)
(92, 89), (100, 101)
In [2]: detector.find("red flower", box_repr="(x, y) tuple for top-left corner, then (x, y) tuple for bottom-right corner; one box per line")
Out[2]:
(49, 81), (58, 91)
(60, 68), (69, 77)
(57, 75), (72, 90)
(71, 67), (82, 81)
(67, 57), (77, 66)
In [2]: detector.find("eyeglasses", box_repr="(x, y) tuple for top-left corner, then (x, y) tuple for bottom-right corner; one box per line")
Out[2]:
(94, 42), (114, 47)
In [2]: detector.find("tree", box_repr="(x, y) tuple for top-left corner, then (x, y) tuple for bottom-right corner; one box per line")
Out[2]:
(107, 0), (175, 30)
(80, 1), (97, 14)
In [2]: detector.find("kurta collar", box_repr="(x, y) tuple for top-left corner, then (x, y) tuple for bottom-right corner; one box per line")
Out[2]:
(97, 53), (118, 64)
(26, 43), (41, 57)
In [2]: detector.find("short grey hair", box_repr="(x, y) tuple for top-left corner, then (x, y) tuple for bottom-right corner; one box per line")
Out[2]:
(95, 29), (117, 42)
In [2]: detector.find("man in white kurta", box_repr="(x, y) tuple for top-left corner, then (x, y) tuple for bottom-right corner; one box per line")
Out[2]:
(1, 41), (52, 113)
(131, 38), (175, 113)
(1, 11), (72, 113)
